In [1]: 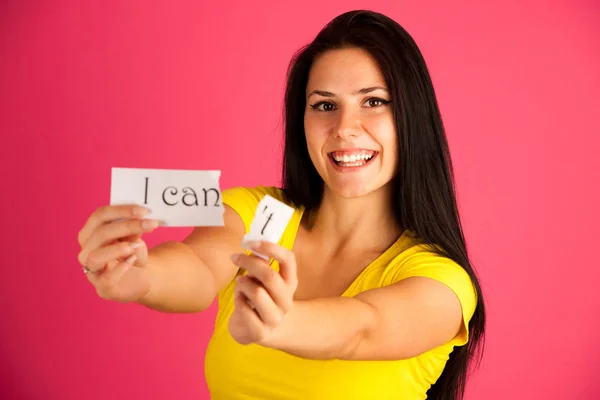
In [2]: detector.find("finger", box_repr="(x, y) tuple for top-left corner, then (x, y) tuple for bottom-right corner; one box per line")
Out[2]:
(107, 239), (148, 270)
(78, 205), (151, 246)
(94, 254), (137, 300)
(80, 240), (143, 272)
(236, 275), (284, 327)
(232, 254), (292, 312)
(81, 218), (158, 262)
(121, 233), (143, 244)
(245, 241), (298, 286)
(233, 288), (266, 342)
(104, 259), (119, 273)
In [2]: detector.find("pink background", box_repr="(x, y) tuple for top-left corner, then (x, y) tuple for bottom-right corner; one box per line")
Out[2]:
(1, 1), (599, 399)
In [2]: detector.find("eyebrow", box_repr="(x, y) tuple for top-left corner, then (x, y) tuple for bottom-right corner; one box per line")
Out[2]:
(307, 86), (389, 99)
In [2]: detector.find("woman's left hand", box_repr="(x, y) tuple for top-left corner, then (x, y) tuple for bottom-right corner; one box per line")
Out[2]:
(228, 241), (299, 345)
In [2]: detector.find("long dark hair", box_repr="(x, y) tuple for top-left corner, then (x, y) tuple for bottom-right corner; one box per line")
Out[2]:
(280, 10), (486, 400)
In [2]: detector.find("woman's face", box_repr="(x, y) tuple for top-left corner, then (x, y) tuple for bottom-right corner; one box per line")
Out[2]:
(304, 47), (398, 199)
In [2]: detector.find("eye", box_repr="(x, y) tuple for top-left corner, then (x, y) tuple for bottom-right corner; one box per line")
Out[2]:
(309, 101), (337, 112)
(364, 98), (391, 108)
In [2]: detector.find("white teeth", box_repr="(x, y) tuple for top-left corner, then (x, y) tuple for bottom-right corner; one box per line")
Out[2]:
(331, 151), (375, 165)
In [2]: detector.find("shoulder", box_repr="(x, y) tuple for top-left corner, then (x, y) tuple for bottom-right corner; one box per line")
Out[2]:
(385, 233), (471, 280)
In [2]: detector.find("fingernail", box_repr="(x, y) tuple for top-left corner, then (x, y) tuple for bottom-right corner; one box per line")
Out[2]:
(130, 241), (144, 249)
(125, 254), (137, 264)
(132, 206), (151, 217)
(231, 254), (239, 263)
(142, 219), (159, 230)
(245, 240), (261, 249)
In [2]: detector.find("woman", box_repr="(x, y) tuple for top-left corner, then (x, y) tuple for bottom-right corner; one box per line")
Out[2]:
(77, 10), (485, 400)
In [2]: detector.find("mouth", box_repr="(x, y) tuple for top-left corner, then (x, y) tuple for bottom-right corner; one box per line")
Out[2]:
(328, 149), (378, 168)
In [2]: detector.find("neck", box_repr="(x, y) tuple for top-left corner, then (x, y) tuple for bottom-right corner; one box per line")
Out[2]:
(306, 184), (402, 253)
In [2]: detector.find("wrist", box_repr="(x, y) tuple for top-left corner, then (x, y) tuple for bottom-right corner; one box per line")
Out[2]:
(257, 299), (298, 347)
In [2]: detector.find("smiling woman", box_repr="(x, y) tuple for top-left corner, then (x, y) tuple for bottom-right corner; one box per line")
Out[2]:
(76, 9), (485, 400)
(210, 10), (485, 399)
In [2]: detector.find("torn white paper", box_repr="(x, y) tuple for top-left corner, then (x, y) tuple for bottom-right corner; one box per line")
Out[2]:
(242, 194), (295, 260)
(110, 167), (224, 227)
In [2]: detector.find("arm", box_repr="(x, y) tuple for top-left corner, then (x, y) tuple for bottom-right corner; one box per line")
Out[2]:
(230, 240), (466, 361)
(137, 205), (244, 313)
(263, 277), (463, 360)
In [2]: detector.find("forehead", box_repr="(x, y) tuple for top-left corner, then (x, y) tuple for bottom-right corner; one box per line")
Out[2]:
(306, 47), (386, 91)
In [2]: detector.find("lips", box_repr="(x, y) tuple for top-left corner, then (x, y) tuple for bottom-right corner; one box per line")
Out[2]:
(328, 149), (378, 168)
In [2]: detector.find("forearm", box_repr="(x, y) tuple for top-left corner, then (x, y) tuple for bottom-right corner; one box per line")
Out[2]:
(137, 241), (217, 313)
(260, 296), (377, 360)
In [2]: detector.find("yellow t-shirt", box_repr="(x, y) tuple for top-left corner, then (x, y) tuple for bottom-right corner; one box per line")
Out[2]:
(205, 186), (477, 400)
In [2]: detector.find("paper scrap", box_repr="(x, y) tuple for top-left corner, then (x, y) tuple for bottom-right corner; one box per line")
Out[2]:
(110, 167), (224, 227)
(242, 195), (294, 260)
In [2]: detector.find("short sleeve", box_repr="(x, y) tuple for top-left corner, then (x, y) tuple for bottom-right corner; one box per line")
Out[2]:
(222, 187), (261, 233)
(389, 246), (478, 346)
(221, 186), (285, 233)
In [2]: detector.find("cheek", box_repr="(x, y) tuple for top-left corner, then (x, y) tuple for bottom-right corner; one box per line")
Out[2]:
(385, 140), (398, 169)
(383, 131), (398, 168)
(364, 115), (397, 167)
(364, 114), (396, 146)
(304, 115), (328, 154)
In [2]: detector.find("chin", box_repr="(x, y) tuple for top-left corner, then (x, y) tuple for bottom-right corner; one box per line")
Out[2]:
(326, 181), (384, 199)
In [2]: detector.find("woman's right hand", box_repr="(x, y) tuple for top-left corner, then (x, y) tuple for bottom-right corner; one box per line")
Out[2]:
(77, 205), (160, 303)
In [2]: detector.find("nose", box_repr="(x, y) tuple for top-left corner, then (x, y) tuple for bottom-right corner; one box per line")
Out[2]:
(333, 108), (361, 139)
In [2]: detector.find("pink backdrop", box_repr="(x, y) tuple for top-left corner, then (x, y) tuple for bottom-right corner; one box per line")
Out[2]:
(1, 1), (599, 399)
